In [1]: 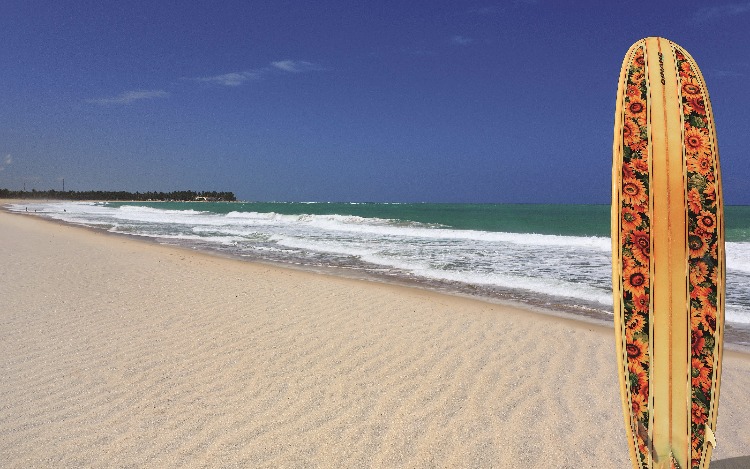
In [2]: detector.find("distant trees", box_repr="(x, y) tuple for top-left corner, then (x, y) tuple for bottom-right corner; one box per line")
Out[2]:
(0, 188), (237, 202)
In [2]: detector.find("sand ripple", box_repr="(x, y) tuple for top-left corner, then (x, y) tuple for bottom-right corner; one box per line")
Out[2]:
(1, 211), (749, 468)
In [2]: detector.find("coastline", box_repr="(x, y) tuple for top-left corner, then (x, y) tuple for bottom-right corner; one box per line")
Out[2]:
(4, 200), (750, 350)
(1, 206), (749, 467)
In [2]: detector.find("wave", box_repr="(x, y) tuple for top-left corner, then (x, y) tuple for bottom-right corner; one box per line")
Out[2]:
(727, 243), (750, 274)
(224, 210), (611, 250)
(270, 233), (613, 305)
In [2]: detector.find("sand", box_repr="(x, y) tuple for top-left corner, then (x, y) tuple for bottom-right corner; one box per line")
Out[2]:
(1, 208), (748, 468)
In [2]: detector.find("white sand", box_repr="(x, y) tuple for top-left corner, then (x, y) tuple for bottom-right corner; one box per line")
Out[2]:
(1, 209), (748, 468)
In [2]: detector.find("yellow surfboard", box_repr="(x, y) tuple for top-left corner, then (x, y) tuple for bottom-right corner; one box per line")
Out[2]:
(612, 37), (725, 469)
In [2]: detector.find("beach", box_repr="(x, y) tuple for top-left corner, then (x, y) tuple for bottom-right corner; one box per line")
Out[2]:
(1, 208), (749, 468)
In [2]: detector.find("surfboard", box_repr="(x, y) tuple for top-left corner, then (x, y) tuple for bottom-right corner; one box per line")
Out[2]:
(611, 37), (725, 469)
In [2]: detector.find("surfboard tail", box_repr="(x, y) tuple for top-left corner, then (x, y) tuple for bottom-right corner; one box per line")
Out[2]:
(704, 425), (716, 449)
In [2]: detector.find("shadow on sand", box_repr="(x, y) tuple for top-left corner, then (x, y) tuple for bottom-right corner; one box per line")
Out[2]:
(712, 456), (750, 469)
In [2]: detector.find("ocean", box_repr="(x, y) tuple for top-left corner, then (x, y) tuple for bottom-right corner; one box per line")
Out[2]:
(9, 201), (750, 330)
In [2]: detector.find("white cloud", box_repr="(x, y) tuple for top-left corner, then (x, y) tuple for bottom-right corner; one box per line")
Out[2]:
(468, 1), (538, 14)
(192, 60), (324, 88)
(708, 68), (745, 78)
(468, 5), (501, 14)
(694, 2), (750, 21)
(401, 47), (437, 57)
(87, 90), (169, 105)
(195, 70), (264, 86)
(0, 153), (11, 172)
(451, 35), (473, 46)
(271, 60), (325, 73)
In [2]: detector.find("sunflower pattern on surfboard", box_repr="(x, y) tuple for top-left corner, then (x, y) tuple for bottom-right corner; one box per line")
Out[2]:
(618, 44), (652, 468)
(615, 39), (724, 469)
(676, 46), (722, 469)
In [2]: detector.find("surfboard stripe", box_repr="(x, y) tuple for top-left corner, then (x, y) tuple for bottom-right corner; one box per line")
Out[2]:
(673, 44), (725, 469)
(613, 39), (652, 469)
(613, 38), (724, 469)
(645, 36), (691, 467)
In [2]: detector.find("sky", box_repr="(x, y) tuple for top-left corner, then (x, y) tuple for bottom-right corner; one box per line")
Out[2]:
(1, 1), (749, 204)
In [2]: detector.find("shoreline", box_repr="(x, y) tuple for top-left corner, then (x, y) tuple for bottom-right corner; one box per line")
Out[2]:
(4, 201), (750, 352)
(2, 205), (749, 467)
(1, 201), (616, 329)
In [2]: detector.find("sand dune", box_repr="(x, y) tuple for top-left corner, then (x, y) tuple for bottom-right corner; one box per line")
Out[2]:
(1, 209), (748, 468)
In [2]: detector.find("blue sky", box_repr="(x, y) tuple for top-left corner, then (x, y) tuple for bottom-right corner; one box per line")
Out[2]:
(1, 1), (749, 203)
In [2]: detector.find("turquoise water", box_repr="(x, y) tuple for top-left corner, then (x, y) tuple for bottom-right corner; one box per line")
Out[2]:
(725, 206), (750, 242)
(106, 201), (750, 241)
(105, 201), (613, 235)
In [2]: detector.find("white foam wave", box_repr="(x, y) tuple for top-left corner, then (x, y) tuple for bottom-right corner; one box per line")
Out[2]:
(119, 230), (242, 245)
(726, 306), (750, 324)
(223, 210), (610, 250)
(270, 234), (613, 306)
(726, 242), (750, 274)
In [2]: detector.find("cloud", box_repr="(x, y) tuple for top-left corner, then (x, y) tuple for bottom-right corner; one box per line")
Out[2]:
(468, 5), (501, 14)
(451, 35), (473, 46)
(271, 60), (325, 73)
(707, 68), (745, 79)
(468, 1), (538, 14)
(693, 2), (750, 21)
(193, 60), (325, 87)
(0, 154), (11, 172)
(194, 70), (265, 86)
(87, 90), (169, 105)
(401, 47), (437, 57)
